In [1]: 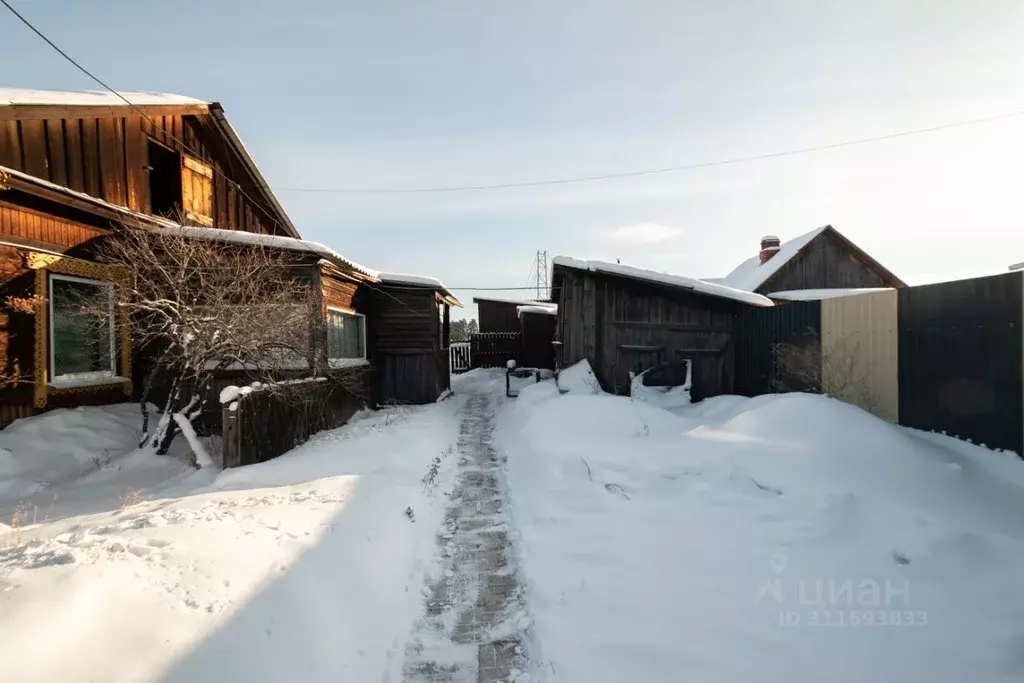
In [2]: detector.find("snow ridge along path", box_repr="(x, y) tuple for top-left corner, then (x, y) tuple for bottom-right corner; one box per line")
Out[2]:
(403, 392), (533, 683)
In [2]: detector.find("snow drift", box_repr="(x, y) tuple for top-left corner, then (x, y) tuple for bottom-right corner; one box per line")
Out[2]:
(498, 383), (1024, 683)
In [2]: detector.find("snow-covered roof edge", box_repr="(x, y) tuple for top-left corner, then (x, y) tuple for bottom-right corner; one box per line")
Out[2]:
(377, 272), (462, 306)
(767, 288), (893, 301)
(151, 226), (378, 278)
(0, 88), (209, 107)
(472, 296), (553, 307)
(552, 257), (773, 307)
(517, 304), (558, 317)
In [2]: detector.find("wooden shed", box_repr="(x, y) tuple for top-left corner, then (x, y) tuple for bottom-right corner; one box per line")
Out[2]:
(551, 258), (773, 400)
(361, 273), (462, 405)
(473, 296), (551, 333)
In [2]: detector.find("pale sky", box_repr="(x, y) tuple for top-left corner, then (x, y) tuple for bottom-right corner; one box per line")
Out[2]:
(3, 0), (1024, 319)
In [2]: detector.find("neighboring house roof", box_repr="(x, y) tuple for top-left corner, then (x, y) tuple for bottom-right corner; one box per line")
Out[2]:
(552, 256), (774, 307)
(377, 272), (462, 307)
(472, 296), (552, 307)
(767, 288), (893, 301)
(0, 88), (298, 238)
(719, 225), (905, 292)
(719, 227), (827, 292)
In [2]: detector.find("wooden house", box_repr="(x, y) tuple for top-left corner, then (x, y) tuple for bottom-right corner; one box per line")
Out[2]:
(551, 258), (773, 399)
(363, 274), (461, 404)
(0, 88), (458, 428)
(714, 225), (905, 299)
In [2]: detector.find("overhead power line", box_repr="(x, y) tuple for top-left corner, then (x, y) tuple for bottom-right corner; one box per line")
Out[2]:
(272, 109), (1024, 195)
(0, 0), (289, 235)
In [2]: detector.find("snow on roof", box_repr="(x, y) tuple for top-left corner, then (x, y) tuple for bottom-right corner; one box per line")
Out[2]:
(473, 296), (552, 307)
(1, 163), (178, 226)
(377, 272), (461, 305)
(151, 226), (378, 278)
(552, 257), (774, 307)
(517, 304), (558, 317)
(0, 88), (207, 107)
(719, 226), (828, 292)
(767, 288), (893, 301)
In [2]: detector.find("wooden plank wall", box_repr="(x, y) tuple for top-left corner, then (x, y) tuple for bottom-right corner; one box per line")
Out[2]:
(555, 268), (740, 398)
(0, 113), (279, 235)
(761, 231), (891, 293)
(477, 300), (525, 333)
(0, 202), (106, 253)
(367, 287), (445, 404)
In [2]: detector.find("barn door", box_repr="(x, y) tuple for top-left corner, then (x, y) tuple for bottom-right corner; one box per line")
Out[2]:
(616, 346), (663, 393)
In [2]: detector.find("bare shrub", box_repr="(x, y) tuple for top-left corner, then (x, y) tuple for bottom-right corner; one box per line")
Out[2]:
(119, 490), (144, 510)
(771, 329), (880, 416)
(87, 219), (322, 455)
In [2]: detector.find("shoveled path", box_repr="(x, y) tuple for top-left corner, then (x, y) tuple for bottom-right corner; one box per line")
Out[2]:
(402, 392), (532, 683)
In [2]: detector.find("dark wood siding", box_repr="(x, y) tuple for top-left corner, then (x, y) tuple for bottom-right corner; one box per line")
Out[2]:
(361, 286), (448, 404)
(760, 231), (890, 294)
(521, 312), (556, 370)
(555, 267), (741, 399)
(0, 247), (35, 429)
(0, 111), (283, 235)
(0, 202), (106, 253)
(477, 300), (526, 333)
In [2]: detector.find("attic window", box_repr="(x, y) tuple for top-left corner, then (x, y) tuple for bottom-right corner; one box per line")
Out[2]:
(147, 140), (181, 218)
(146, 140), (213, 226)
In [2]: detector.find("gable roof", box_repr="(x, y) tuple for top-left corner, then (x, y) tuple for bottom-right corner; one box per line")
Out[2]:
(552, 256), (774, 307)
(0, 88), (297, 238)
(719, 225), (905, 292)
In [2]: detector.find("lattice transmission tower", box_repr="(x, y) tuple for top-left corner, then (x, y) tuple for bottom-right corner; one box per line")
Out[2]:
(534, 250), (549, 300)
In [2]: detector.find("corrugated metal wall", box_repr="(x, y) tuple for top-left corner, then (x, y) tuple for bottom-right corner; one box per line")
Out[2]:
(898, 272), (1023, 453)
(734, 300), (821, 396)
(821, 290), (899, 422)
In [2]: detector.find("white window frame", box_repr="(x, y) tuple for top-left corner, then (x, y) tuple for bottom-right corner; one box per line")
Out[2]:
(48, 273), (117, 383)
(326, 307), (367, 360)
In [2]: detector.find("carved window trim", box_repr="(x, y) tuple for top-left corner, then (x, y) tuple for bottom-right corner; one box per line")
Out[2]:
(26, 252), (132, 407)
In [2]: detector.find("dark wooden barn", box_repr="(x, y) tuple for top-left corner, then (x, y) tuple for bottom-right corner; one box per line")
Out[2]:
(551, 258), (773, 399)
(474, 296), (551, 333)
(361, 273), (461, 405)
(716, 225), (905, 297)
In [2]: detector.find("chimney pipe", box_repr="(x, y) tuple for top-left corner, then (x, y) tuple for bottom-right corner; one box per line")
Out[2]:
(759, 235), (781, 264)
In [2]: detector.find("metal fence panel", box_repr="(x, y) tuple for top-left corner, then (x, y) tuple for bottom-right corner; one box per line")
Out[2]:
(734, 301), (822, 396)
(898, 272), (1023, 453)
(821, 290), (899, 422)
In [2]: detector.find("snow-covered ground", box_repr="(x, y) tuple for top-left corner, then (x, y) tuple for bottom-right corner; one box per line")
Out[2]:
(498, 362), (1024, 683)
(2, 366), (1023, 683)
(0, 399), (464, 683)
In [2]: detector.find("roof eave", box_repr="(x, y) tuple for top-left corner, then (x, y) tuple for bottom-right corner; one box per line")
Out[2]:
(0, 102), (209, 122)
(207, 103), (300, 239)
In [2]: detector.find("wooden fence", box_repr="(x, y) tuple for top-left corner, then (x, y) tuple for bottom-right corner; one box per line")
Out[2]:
(222, 368), (372, 468)
(449, 341), (471, 374)
(470, 332), (523, 369)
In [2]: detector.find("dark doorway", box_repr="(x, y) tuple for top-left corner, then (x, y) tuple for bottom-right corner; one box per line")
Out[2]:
(147, 140), (182, 218)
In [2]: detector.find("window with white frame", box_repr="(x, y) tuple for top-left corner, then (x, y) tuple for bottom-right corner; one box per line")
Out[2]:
(327, 308), (366, 359)
(49, 274), (116, 381)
